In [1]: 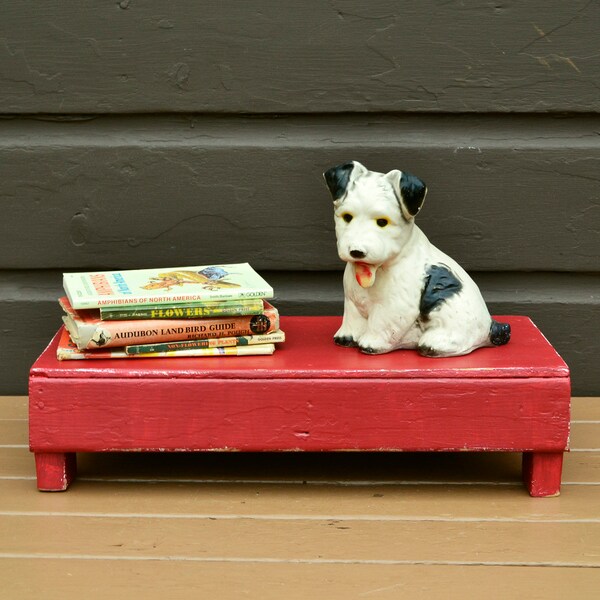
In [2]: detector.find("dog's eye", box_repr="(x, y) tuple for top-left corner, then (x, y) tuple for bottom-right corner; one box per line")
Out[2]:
(376, 218), (389, 228)
(342, 213), (353, 223)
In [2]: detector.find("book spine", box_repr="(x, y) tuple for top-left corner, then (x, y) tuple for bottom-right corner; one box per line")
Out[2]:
(145, 344), (276, 358)
(125, 330), (285, 354)
(100, 300), (264, 320)
(68, 291), (273, 310)
(73, 308), (279, 350)
(58, 342), (275, 360)
(57, 346), (128, 360)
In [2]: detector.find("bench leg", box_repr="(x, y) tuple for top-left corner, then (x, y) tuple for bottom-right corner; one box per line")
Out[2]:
(522, 452), (564, 497)
(34, 452), (77, 492)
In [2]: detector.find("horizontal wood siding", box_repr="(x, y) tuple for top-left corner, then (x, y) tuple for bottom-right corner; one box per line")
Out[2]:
(0, 2), (598, 395)
(1, 1), (599, 113)
(1, 115), (598, 271)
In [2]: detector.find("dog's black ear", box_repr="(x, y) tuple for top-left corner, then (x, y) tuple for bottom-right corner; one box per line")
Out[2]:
(386, 169), (427, 219)
(323, 162), (355, 201)
(400, 172), (427, 216)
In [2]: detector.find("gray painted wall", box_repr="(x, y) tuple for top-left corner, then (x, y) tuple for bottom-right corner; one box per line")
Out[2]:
(1, 2), (599, 394)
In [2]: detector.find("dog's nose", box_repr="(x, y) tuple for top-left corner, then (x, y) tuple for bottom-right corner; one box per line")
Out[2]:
(350, 250), (366, 259)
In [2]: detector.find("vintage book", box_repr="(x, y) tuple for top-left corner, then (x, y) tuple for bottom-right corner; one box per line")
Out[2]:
(100, 298), (265, 320)
(125, 330), (286, 355)
(63, 263), (273, 309)
(60, 297), (279, 350)
(56, 328), (275, 360)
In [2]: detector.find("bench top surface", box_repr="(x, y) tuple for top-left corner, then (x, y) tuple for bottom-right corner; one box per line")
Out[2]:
(30, 316), (569, 381)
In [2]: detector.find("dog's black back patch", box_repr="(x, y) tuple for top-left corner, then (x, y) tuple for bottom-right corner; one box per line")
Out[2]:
(324, 162), (354, 200)
(419, 264), (463, 320)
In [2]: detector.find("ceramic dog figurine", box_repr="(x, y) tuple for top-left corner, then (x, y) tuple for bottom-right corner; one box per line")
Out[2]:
(324, 160), (510, 357)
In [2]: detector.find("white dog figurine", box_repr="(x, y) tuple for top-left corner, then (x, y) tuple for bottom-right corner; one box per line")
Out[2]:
(324, 160), (510, 357)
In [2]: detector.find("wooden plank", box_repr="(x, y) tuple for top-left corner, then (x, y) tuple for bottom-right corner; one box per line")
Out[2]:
(0, 396), (27, 419)
(29, 316), (569, 381)
(7, 407), (600, 456)
(570, 423), (600, 450)
(0, 420), (27, 446)
(0, 561), (598, 600)
(28, 377), (570, 454)
(562, 453), (600, 483)
(1, 115), (599, 271)
(1, 515), (599, 565)
(571, 397), (600, 421)
(4, 271), (600, 317)
(0, 396), (563, 422)
(1, 2), (599, 114)
(0, 449), (33, 479)
(1, 479), (600, 521)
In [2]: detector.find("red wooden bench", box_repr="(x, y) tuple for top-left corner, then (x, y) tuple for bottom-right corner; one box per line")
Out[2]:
(29, 316), (570, 496)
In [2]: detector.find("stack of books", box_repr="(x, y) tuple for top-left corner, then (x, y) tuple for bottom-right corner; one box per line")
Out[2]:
(56, 263), (284, 360)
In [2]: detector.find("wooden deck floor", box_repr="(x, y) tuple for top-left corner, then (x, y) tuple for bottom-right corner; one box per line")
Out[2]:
(1, 396), (599, 599)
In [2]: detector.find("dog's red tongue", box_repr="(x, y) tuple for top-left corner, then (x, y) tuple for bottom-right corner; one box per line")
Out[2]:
(354, 262), (378, 288)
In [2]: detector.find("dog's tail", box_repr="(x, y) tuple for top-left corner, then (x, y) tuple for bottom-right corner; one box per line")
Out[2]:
(490, 320), (511, 346)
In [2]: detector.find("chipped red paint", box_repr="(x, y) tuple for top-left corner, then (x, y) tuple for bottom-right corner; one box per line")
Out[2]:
(29, 316), (570, 496)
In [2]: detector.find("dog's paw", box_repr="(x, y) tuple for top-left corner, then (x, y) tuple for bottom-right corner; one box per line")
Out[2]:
(417, 344), (441, 357)
(359, 344), (394, 355)
(359, 345), (383, 354)
(357, 332), (392, 355)
(334, 335), (358, 347)
(417, 329), (465, 357)
(358, 338), (390, 354)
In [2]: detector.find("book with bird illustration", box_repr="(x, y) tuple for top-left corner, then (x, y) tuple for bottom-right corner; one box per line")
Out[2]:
(63, 263), (274, 309)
